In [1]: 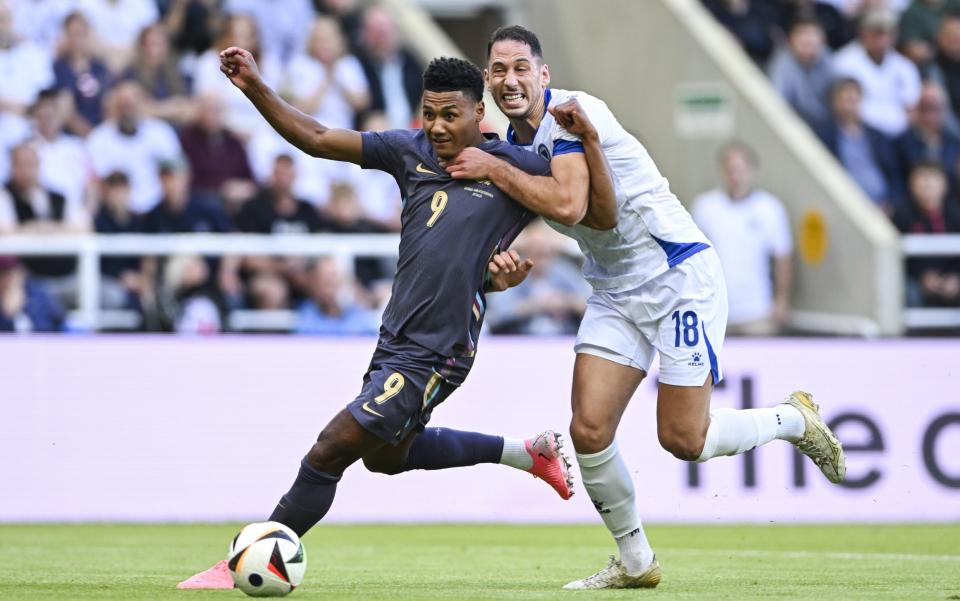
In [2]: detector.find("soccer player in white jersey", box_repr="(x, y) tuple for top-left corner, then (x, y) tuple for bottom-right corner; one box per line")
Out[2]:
(445, 26), (847, 589)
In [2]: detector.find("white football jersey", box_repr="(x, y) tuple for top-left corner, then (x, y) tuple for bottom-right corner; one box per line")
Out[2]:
(507, 88), (710, 292)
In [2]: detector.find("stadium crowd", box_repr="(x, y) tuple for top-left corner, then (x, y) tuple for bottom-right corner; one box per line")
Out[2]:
(0, 0), (589, 334)
(704, 0), (960, 310)
(3, 0), (956, 335)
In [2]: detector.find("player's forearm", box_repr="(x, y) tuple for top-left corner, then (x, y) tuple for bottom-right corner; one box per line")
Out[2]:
(773, 255), (793, 304)
(244, 80), (357, 163)
(577, 132), (618, 230)
(488, 162), (586, 226)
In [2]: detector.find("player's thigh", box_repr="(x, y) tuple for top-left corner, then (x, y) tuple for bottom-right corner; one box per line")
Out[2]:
(306, 408), (389, 475)
(348, 337), (469, 452)
(571, 294), (650, 453)
(653, 250), (728, 456)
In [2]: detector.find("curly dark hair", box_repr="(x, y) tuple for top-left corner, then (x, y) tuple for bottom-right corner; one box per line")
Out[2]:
(422, 57), (485, 102)
(487, 25), (543, 59)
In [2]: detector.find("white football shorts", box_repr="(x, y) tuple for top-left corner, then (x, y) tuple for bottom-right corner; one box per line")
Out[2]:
(574, 247), (728, 386)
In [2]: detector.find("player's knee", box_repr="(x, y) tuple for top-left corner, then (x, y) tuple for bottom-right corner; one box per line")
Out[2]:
(658, 428), (705, 462)
(361, 455), (404, 475)
(569, 416), (615, 454)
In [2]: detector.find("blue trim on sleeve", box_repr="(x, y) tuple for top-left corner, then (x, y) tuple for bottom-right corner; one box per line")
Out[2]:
(553, 139), (584, 155)
(702, 322), (721, 385)
(651, 235), (710, 268)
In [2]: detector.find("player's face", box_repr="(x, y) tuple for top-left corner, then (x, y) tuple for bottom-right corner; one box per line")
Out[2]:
(421, 90), (484, 160)
(486, 40), (550, 120)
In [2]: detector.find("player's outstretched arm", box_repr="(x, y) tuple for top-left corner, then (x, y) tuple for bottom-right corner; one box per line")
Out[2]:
(220, 46), (361, 163)
(446, 148), (588, 227)
(551, 100), (618, 230)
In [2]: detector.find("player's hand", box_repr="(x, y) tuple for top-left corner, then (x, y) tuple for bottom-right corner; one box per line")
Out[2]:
(219, 46), (262, 93)
(445, 147), (501, 180)
(549, 98), (597, 139)
(487, 249), (534, 292)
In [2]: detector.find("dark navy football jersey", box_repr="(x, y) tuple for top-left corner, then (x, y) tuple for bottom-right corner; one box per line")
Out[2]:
(361, 128), (551, 356)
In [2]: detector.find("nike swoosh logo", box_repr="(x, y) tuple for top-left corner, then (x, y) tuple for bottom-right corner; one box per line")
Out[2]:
(361, 402), (384, 418)
(416, 162), (438, 175)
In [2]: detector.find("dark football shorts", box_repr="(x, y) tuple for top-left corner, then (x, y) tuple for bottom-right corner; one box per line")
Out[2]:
(347, 328), (475, 445)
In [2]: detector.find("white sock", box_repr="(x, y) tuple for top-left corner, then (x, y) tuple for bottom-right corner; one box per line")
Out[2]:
(577, 441), (654, 574)
(499, 437), (532, 470)
(696, 405), (805, 463)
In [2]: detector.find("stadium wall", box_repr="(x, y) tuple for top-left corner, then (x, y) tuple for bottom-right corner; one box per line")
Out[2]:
(517, 0), (903, 335)
(2, 337), (957, 523)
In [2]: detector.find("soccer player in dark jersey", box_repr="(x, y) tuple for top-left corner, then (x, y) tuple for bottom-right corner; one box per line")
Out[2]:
(177, 50), (577, 589)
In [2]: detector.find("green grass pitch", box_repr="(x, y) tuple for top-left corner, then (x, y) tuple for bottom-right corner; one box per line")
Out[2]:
(1, 524), (958, 600)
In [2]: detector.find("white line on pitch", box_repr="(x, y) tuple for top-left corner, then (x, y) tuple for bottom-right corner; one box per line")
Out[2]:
(661, 548), (960, 562)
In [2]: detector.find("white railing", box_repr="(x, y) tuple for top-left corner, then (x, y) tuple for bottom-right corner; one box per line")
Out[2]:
(0, 232), (957, 333)
(0, 234), (400, 331)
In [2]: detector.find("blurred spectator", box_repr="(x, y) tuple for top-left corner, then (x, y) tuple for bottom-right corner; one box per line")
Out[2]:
(833, 9), (921, 137)
(933, 14), (960, 118)
(9, 0), (73, 55)
(93, 171), (144, 309)
(894, 161), (960, 305)
(287, 16), (370, 131)
(30, 89), (95, 208)
(818, 77), (904, 212)
(141, 159), (231, 234)
(702, 0), (779, 66)
(342, 115), (401, 231)
(52, 11), (111, 135)
(315, 0), (363, 53)
(162, 253), (224, 333)
(768, 17), (835, 130)
(224, 0), (313, 62)
(0, 1), (54, 117)
(485, 221), (589, 336)
(896, 82), (960, 184)
(692, 142), (794, 336)
(193, 14), (283, 138)
(899, 0), (960, 68)
(248, 270), (291, 311)
(0, 109), (31, 184)
(322, 182), (388, 234)
(0, 256), (64, 332)
(776, 0), (855, 50)
(236, 154), (323, 234)
(357, 6), (423, 129)
(122, 23), (194, 123)
(295, 256), (378, 335)
(161, 0), (221, 58)
(72, 0), (160, 73)
(86, 80), (183, 213)
(179, 92), (256, 212)
(0, 142), (90, 305)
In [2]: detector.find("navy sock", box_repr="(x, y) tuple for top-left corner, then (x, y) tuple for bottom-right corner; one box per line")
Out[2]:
(401, 427), (504, 471)
(268, 458), (341, 537)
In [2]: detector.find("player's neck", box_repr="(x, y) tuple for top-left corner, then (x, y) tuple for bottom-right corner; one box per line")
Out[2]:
(508, 93), (547, 145)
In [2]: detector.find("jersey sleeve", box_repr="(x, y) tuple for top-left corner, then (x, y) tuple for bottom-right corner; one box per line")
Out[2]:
(360, 129), (414, 180)
(503, 146), (552, 176)
(549, 92), (615, 156)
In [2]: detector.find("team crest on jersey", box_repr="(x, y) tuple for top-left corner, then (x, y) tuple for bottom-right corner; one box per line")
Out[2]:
(537, 144), (550, 160)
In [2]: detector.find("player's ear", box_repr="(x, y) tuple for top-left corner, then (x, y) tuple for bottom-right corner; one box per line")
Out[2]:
(541, 62), (551, 88)
(483, 68), (490, 86)
(475, 99), (485, 122)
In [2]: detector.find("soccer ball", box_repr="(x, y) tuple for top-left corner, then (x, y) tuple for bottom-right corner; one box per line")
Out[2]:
(227, 521), (307, 597)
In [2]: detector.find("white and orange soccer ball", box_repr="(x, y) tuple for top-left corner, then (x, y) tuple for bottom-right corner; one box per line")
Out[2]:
(227, 521), (307, 597)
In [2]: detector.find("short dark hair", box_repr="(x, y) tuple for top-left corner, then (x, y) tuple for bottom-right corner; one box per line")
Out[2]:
(422, 57), (484, 103)
(910, 159), (946, 177)
(831, 77), (862, 99)
(487, 25), (543, 59)
(789, 16), (823, 35)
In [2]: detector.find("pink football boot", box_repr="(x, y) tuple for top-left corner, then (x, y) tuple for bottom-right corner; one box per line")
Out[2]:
(526, 430), (575, 500)
(176, 559), (234, 589)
